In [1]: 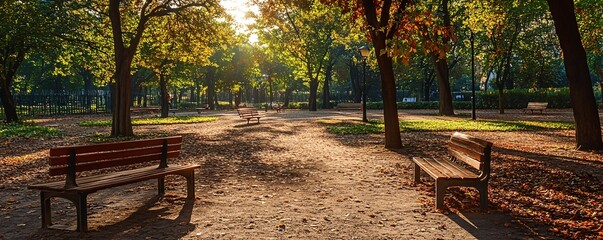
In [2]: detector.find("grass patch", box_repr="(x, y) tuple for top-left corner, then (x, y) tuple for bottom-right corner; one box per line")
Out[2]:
(80, 116), (219, 127)
(87, 132), (169, 143)
(0, 122), (62, 139)
(318, 119), (574, 135)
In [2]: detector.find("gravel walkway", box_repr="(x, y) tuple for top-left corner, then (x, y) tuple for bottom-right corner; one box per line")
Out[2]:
(0, 109), (583, 239)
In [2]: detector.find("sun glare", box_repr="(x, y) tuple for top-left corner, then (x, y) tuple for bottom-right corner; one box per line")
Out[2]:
(220, 0), (259, 44)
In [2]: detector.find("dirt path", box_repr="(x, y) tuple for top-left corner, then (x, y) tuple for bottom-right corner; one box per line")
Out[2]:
(0, 110), (581, 239)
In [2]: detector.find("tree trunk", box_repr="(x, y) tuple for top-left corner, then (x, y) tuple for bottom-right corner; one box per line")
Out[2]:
(322, 63), (333, 109)
(309, 77), (318, 111)
(0, 79), (19, 123)
(308, 66), (318, 111)
(547, 0), (603, 150)
(159, 73), (169, 118)
(284, 87), (292, 107)
(432, 0), (454, 116)
(0, 49), (26, 123)
(362, 0), (403, 149)
(111, 60), (134, 136)
(422, 67), (435, 102)
(349, 60), (362, 102)
(109, 0), (139, 136)
(206, 67), (216, 110)
(432, 53), (454, 115)
(595, 66), (603, 106)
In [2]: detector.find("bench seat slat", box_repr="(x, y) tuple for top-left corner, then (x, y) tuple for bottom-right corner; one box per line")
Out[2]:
(29, 165), (199, 193)
(413, 157), (478, 180)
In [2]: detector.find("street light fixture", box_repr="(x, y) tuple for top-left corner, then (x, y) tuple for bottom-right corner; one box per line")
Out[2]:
(359, 46), (369, 123)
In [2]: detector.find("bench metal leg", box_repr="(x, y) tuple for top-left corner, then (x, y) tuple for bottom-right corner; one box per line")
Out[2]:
(75, 193), (88, 232)
(158, 177), (165, 196)
(413, 163), (421, 183)
(477, 183), (488, 211)
(181, 171), (196, 199)
(40, 191), (52, 228)
(435, 180), (448, 210)
(39, 191), (89, 231)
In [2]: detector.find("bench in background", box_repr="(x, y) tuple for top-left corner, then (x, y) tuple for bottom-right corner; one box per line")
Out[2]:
(412, 132), (493, 210)
(335, 102), (362, 111)
(130, 107), (160, 115)
(523, 102), (548, 114)
(28, 136), (199, 232)
(237, 108), (261, 124)
(196, 104), (210, 114)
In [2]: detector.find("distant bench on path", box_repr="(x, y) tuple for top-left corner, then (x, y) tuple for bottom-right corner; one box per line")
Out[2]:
(523, 102), (548, 114)
(335, 102), (362, 111)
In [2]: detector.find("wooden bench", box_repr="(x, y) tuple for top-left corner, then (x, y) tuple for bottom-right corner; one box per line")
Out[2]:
(335, 102), (362, 110)
(27, 136), (200, 232)
(523, 102), (548, 114)
(412, 132), (493, 210)
(130, 107), (160, 115)
(273, 104), (284, 113)
(237, 108), (261, 124)
(196, 104), (210, 114)
(169, 108), (178, 116)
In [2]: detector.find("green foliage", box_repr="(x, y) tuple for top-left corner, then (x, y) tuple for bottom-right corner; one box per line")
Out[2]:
(318, 119), (573, 135)
(80, 116), (219, 127)
(0, 122), (62, 139)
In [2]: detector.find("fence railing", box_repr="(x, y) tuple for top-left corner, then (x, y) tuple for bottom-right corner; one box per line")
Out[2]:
(0, 92), (111, 117)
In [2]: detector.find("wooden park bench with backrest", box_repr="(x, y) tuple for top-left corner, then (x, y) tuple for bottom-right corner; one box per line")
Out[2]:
(130, 107), (160, 115)
(237, 108), (261, 124)
(196, 104), (210, 114)
(523, 102), (548, 114)
(335, 102), (362, 111)
(412, 132), (493, 210)
(27, 136), (200, 232)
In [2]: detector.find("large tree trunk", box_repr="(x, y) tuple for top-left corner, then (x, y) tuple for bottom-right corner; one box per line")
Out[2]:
(0, 79), (19, 123)
(547, 0), (603, 150)
(111, 60), (134, 136)
(0, 49), (26, 123)
(432, 54), (454, 115)
(109, 0), (140, 136)
(432, 0), (454, 116)
(284, 87), (292, 107)
(159, 73), (169, 118)
(363, 0), (403, 149)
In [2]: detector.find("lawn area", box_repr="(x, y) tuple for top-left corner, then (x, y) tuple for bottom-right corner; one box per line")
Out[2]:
(0, 122), (62, 139)
(318, 119), (574, 135)
(79, 115), (219, 127)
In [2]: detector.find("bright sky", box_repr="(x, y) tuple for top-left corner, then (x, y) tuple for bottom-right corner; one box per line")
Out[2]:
(220, 0), (259, 44)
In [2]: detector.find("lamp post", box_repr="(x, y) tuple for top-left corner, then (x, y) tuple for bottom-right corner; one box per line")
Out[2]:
(359, 46), (369, 122)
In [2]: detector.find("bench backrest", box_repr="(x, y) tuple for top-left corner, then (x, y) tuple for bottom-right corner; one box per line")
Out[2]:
(526, 102), (548, 108)
(48, 136), (182, 178)
(237, 108), (259, 116)
(448, 132), (493, 177)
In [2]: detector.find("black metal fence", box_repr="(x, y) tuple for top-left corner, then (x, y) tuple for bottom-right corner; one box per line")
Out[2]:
(0, 91), (111, 117)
